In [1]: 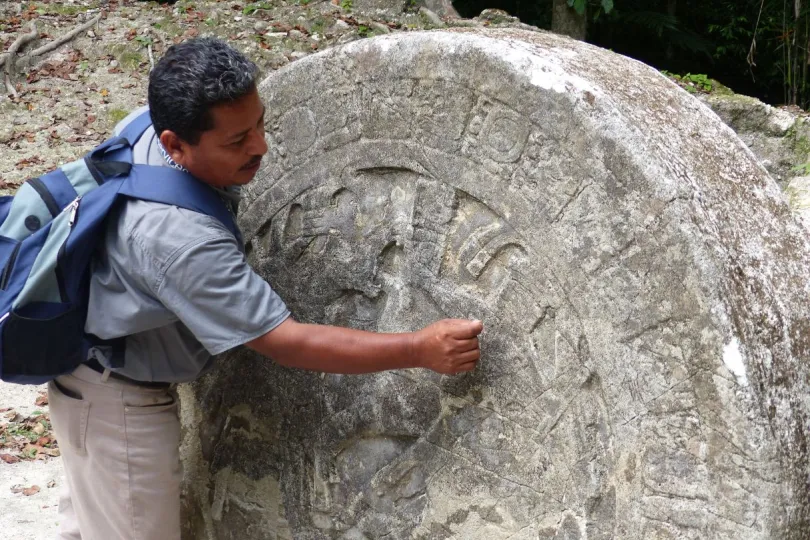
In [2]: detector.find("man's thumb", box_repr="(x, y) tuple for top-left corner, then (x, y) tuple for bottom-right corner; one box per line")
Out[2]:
(451, 319), (483, 338)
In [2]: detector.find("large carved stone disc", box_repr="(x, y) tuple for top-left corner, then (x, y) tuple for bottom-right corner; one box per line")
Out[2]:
(182, 29), (810, 540)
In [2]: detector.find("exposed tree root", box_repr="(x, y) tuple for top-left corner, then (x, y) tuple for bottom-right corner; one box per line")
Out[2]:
(1, 12), (103, 96)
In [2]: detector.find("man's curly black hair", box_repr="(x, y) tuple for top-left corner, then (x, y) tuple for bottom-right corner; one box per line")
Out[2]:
(148, 37), (259, 144)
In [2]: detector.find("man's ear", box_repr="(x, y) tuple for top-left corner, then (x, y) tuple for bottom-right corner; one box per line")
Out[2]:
(159, 130), (188, 167)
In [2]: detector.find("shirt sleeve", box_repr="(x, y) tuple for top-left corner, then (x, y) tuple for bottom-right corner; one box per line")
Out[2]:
(152, 230), (290, 355)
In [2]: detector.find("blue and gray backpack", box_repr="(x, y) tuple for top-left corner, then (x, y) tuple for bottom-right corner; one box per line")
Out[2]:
(0, 110), (239, 384)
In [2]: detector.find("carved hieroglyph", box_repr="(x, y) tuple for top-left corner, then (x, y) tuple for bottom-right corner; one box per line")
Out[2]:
(181, 29), (810, 540)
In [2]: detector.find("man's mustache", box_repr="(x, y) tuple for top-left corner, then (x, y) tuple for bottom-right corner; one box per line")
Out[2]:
(241, 157), (262, 170)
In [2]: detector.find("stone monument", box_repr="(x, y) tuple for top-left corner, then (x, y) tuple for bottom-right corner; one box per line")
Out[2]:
(180, 29), (810, 539)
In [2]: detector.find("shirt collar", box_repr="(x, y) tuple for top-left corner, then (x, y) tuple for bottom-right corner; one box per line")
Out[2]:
(156, 138), (189, 173)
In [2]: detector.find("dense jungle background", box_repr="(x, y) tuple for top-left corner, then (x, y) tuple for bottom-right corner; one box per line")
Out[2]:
(454, 0), (810, 108)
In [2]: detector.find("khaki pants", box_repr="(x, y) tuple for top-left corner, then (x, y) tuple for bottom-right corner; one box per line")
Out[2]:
(48, 365), (181, 540)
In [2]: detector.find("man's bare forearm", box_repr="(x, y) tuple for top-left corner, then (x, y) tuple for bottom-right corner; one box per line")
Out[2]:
(246, 317), (483, 375)
(248, 320), (419, 373)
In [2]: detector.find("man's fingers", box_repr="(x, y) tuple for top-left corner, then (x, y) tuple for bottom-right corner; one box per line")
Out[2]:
(454, 338), (479, 353)
(455, 361), (478, 373)
(455, 349), (480, 364)
(447, 319), (483, 339)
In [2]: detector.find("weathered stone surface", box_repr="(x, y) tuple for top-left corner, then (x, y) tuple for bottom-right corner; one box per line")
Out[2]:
(416, 0), (459, 20)
(181, 29), (810, 539)
(786, 176), (810, 233)
(699, 93), (810, 186)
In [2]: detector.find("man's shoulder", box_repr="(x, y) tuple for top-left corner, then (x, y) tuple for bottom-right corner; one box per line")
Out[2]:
(114, 199), (234, 263)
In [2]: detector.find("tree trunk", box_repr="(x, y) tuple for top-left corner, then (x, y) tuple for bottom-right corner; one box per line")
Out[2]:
(666, 0), (677, 62)
(552, 0), (586, 40)
(791, 0), (802, 105)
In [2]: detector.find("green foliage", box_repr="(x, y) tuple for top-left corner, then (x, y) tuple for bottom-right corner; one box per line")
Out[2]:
(675, 72), (714, 92)
(243, 1), (273, 15)
(340, 0), (353, 11)
(134, 35), (154, 47)
(29, 2), (91, 16)
(567, 0), (585, 15)
(566, 0), (613, 17)
(358, 25), (372, 37)
(662, 70), (715, 93)
(792, 162), (810, 177)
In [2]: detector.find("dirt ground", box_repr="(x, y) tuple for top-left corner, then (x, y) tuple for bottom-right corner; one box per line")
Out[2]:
(0, 381), (62, 540)
(0, 0), (506, 193)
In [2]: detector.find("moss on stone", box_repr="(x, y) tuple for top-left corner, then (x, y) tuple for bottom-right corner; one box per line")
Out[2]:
(709, 79), (735, 96)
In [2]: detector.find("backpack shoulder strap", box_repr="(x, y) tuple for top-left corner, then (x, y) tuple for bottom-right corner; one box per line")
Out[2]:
(90, 110), (153, 163)
(119, 165), (240, 239)
(117, 109), (153, 145)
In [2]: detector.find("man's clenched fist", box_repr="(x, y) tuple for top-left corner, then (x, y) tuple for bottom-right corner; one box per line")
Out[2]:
(412, 319), (484, 375)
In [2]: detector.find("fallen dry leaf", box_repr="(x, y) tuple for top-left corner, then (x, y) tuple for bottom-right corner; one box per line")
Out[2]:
(15, 156), (44, 170)
(35, 394), (48, 407)
(100, 88), (110, 98)
(47, 480), (56, 489)
(23, 485), (40, 496)
(0, 179), (23, 190)
(0, 454), (20, 464)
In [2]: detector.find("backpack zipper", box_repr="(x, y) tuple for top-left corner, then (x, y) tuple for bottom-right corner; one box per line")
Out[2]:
(0, 243), (21, 290)
(67, 197), (80, 227)
(54, 196), (81, 303)
(27, 178), (60, 218)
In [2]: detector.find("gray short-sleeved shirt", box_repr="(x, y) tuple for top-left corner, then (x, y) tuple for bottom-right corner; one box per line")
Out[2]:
(85, 107), (290, 383)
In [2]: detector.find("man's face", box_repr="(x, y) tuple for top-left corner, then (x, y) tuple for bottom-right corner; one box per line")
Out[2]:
(162, 88), (268, 188)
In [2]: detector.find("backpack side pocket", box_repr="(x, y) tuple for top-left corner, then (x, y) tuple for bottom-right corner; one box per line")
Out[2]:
(1, 301), (84, 379)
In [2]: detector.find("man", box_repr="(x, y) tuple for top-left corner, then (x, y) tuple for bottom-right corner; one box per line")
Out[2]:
(48, 38), (483, 539)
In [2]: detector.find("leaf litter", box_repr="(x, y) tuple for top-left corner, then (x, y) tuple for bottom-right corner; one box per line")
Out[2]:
(0, 392), (59, 464)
